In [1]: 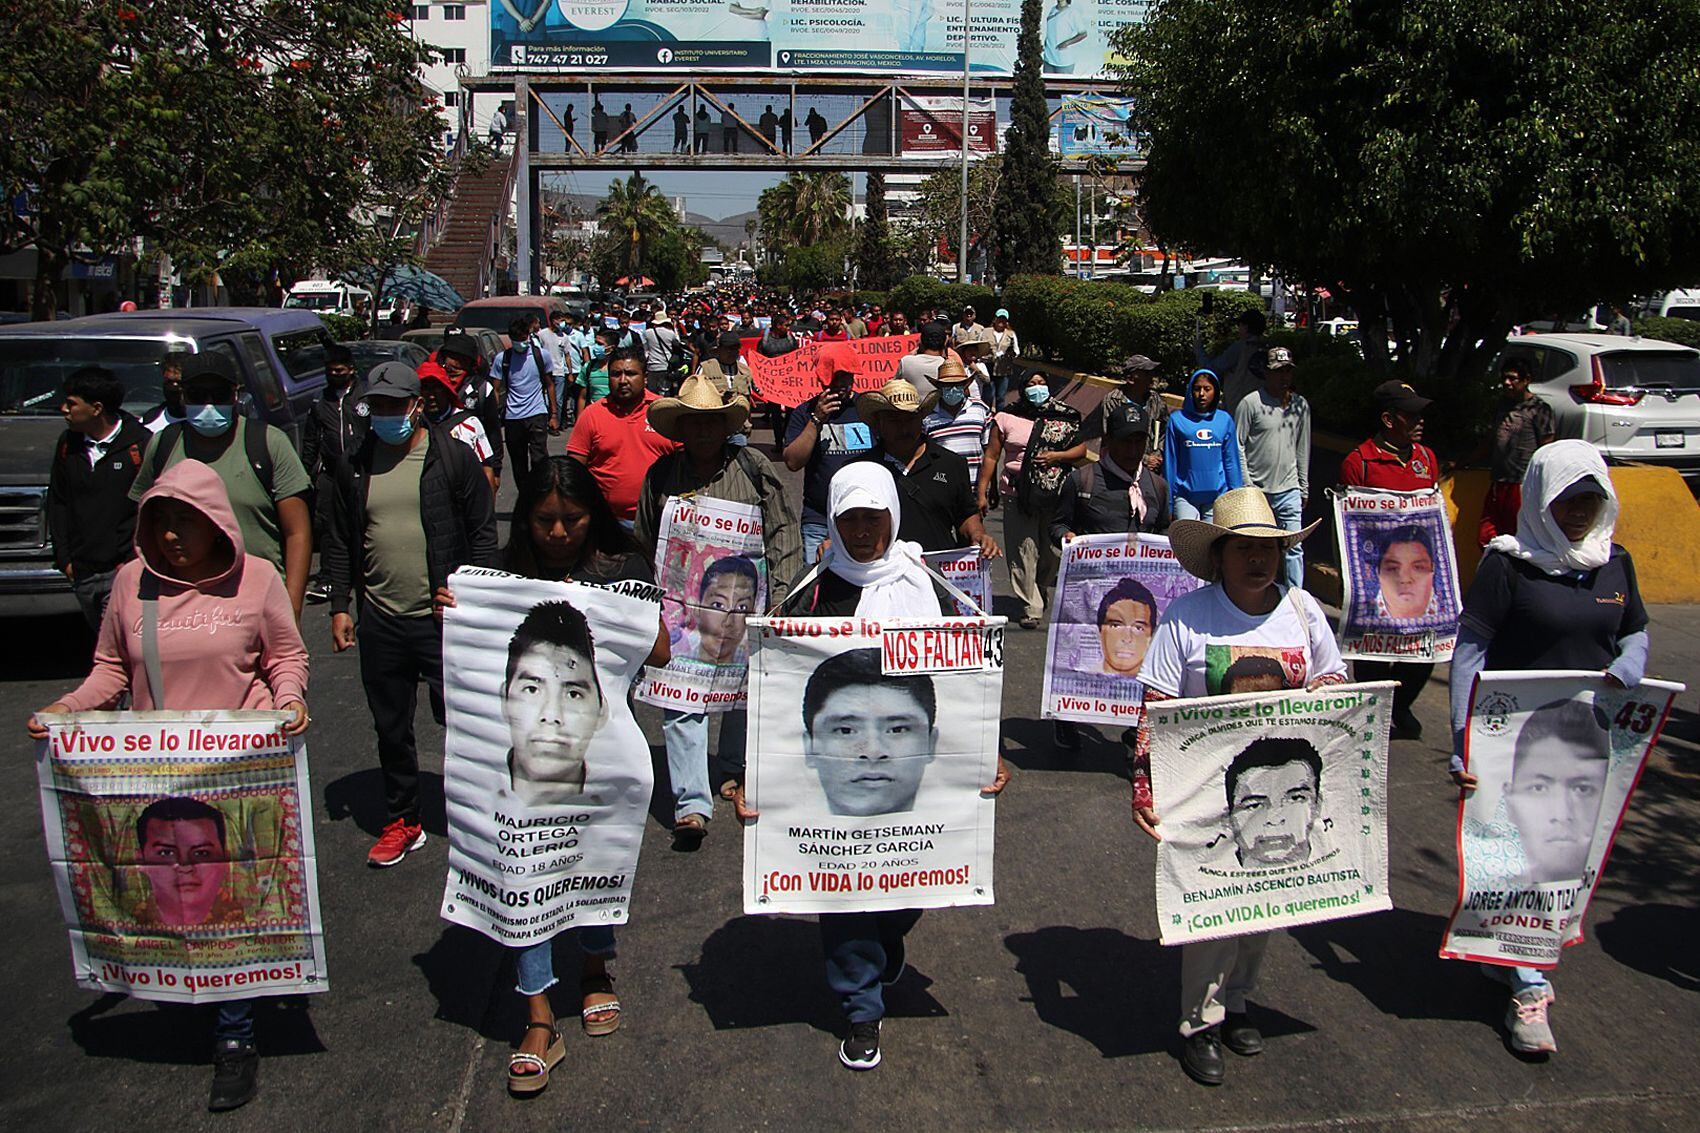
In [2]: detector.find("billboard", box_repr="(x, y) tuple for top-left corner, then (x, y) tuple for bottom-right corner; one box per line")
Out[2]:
(490, 0), (1152, 78)
(1055, 93), (1141, 158)
(900, 96), (998, 156)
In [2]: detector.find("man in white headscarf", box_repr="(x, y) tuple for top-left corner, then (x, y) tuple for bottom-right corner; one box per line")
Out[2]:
(1447, 439), (1648, 1057)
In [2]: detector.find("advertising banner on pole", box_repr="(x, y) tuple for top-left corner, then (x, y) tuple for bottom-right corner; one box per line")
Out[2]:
(1146, 683), (1395, 945)
(1041, 533), (1203, 727)
(440, 568), (664, 946)
(1055, 94), (1140, 158)
(35, 711), (327, 1003)
(743, 613), (1005, 914)
(1332, 487), (1462, 662)
(637, 496), (767, 713)
(900, 96), (998, 156)
(748, 334), (919, 408)
(1440, 671), (1683, 969)
(490, 0), (1151, 77)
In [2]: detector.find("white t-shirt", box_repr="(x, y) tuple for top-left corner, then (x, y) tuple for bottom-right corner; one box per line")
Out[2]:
(1138, 584), (1345, 699)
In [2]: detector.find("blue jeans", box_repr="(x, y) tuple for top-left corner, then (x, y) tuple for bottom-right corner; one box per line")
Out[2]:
(1481, 963), (1550, 995)
(802, 520), (830, 565)
(1265, 488), (1305, 589)
(1172, 496), (1214, 523)
(214, 998), (255, 1044)
(514, 926), (618, 996)
(661, 708), (747, 821)
(819, 909), (924, 1023)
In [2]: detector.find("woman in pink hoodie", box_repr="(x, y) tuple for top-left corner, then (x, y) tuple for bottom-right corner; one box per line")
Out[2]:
(29, 459), (309, 1113)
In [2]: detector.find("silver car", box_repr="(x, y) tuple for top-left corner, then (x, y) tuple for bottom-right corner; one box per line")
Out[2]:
(1495, 333), (1700, 480)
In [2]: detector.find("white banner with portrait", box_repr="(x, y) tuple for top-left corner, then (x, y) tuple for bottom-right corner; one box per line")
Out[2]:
(1332, 487), (1462, 662)
(923, 548), (992, 617)
(1440, 671), (1683, 968)
(1041, 533), (1203, 727)
(440, 568), (663, 946)
(1147, 683), (1395, 945)
(35, 711), (327, 1002)
(637, 496), (767, 714)
(743, 613), (1005, 914)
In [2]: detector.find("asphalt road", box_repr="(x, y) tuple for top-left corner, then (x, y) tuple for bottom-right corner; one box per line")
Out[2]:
(3, 448), (1699, 1132)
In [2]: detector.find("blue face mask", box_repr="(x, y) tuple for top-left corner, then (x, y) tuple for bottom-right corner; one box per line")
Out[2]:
(370, 414), (416, 445)
(186, 402), (235, 437)
(940, 385), (967, 407)
(1024, 386), (1051, 406)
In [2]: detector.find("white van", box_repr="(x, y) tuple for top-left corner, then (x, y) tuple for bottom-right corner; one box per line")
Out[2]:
(1657, 289), (1700, 321)
(283, 279), (373, 318)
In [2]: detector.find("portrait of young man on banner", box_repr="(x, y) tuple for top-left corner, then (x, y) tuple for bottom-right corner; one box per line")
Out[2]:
(1333, 488), (1462, 661)
(1146, 683), (1395, 945)
(1442, 671), (1683, 968)
(441, 569), (664, 946)
(1042, 533), (1202, 725)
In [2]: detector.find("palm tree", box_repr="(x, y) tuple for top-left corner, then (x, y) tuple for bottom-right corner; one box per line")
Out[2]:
(765, 172), (852, 245)
(595, 172), (675, 278)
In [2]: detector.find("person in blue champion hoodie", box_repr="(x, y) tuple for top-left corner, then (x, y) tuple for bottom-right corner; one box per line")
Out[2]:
(1165, 368), (1245, 522)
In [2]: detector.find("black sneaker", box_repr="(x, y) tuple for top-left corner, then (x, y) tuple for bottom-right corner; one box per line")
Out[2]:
(208, 1039), (259, 1112)
(839, 1020), (882, 1070)
(1180, 1028), (1224, 1086)
(1053, 721), (1082, 751)
(1221, 1008), (1264, 1056)
(880, 939), (907, 986)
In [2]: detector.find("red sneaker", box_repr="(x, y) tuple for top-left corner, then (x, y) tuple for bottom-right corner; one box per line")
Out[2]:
(368, 818), (426, 868)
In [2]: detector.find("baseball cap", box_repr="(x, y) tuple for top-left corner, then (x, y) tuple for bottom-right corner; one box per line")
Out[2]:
(994, 308), (1010, 319)
(717, 331), (744, 350)
(365, 361), (421, 400)
(1373, 380), (1432, 415)
(1266, 346), (1295, 370)
(1105, 401), (1151, 441)
(1117, 354), (1159, 378)
(181, 351), (242, 389)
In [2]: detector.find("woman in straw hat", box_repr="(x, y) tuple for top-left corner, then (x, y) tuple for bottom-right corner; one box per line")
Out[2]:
(1129, 486), (1347, 1087)
(635, 374), (802, 847)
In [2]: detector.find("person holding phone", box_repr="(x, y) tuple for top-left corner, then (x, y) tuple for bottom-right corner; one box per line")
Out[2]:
(784, 360), (876, 563)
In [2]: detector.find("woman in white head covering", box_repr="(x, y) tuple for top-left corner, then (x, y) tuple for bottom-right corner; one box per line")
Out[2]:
(1447, 439), (1649, 1056)
(747, 460), (1007, 1075)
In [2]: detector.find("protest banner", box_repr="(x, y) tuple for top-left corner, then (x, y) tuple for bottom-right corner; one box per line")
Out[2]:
(748, 334), (919, 408)
(743, 612), (1005, 914)
(440, 568), (664, 946)
(1332, 487), (1462, 662)
(1440, 670), (1683, 968)
(1146, 683), (1395, 945)
(34, 710), (327, 1002)
(1041, 533), (1203, 726)
(637, 496), (767, 713)
(923, 548), (991, 616)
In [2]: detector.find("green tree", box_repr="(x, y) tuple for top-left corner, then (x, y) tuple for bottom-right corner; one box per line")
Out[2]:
(854, 172), (902, 291)
(1115, 0), (1700, 384)
(0, 1), (451, 319)
(992, 0), (1064, 281)
(785, 238), (851, 293)
(596, 172), (676, 280)
(762, 172), (852, 245)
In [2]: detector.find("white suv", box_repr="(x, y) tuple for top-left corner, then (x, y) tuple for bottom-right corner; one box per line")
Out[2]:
(1495, 333), (1700, 480)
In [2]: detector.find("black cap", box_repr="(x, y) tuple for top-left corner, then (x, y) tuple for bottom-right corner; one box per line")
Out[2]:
(1117, 354), (1159, 378)
(717, 331), (744, 350)
(1373, 380), (1432, 415)
(181, 351), (242, 388)
(1105, 401), (1151, 441)
(364, 361), (421, 399)
(437, 332), (481, 367)
(919, 323), (949, 350)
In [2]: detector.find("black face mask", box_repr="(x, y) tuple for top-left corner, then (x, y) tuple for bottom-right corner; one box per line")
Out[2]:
(326, 369), (355, 391)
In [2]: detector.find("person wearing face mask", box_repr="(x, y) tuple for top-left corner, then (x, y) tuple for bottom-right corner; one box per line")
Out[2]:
(319, 362), (499, 868)
(299, 344), (366, 507)
(922, 359), (994, 467)
(856, 379), (1002, 561)
(1446, 440), (1648, 1057)
(129, 353), (313, 620)
(418, 361), (500, 494)
(634, 375), (801, 846)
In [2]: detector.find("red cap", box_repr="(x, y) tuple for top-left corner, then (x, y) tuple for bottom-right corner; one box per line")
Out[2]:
(417, 360), (462, 407)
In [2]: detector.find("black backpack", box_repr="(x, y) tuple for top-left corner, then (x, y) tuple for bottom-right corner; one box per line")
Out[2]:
(150, 418), (276, 499)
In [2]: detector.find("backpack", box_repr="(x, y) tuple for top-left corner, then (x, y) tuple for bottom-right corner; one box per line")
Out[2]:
(150, 418), (275, 499)
(501, 342), (546, 388)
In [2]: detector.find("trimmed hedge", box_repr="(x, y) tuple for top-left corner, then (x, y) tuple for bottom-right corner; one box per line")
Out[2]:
(886, 277), (997, 321)
(1634, 316), (1700, 348)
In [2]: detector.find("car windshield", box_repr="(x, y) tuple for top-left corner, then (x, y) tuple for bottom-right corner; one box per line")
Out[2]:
(1664, 305), (1700, 322)
(454, 306), (533, 333)
(1599, 351), (1700, 390)
(0, 337), (175, 416)
(285, 293), (343, 311)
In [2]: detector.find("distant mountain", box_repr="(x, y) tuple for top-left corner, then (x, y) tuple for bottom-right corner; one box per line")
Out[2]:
(536, 186), (759, 250)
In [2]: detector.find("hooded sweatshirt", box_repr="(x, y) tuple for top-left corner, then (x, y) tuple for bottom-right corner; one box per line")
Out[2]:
(60, 459), (308, 713)
(1164, 370), (1246, 507)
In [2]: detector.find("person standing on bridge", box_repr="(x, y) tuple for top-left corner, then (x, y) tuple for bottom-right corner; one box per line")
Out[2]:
(722, 101), (740, 153)
(806, 106), (828, 148)
(672, 105), (689, 154)
(619, 104), (638, 152)
(780, 106), (794, 152)
(592, 99), (609, 150)
(759, 104), (779, 148)
(694, 104), (710, 153)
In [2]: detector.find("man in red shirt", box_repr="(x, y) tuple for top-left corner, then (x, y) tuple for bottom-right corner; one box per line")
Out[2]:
(1338, 380), (1440, 739)
(814, 310), (850, 342)
(566, 346), (680, 524)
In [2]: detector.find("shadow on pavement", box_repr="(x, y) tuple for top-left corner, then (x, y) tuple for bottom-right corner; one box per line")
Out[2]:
(322, 768), (447, 838)
(413, 925), (509, 1039)
(1001, 717), (1131, 779)
(677, 915), (944, 1034)
(1595, 904), (1700, 993)
(1005, 926), (1188, 1057)
(1290, 907), (1496, 1023)
(0, 614), (94, 684)
(68, 993), (326, 1064)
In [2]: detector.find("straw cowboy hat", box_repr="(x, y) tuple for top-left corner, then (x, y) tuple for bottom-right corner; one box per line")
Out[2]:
(647, 373), (751, 441)
(1168, 487), (1322, 581)
(856, 378), (938, 418)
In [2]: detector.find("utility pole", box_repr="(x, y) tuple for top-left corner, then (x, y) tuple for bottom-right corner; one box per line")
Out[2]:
(957, 0), (971, 284)
(1073, 174), (1082, 278)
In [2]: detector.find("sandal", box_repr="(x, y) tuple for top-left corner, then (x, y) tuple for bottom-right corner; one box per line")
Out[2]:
(718, 779), (741, 801)
(672, 813), (707, 849)
(581, 973), (622, 1037)
(507, 1022), (564, 1095)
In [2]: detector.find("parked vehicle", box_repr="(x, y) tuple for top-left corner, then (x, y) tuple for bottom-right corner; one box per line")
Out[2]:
(1496, 332), (1700, 480)
(0, 308), (331, 615)
(342, 339), (430, 383)
(283, 279), (374, 318)
(1656, 289), (1700, 322)
(450, 296), (567, 348)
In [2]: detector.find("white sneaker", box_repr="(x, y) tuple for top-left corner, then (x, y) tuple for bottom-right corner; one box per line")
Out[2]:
(1506, 987), (1557, 1053)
